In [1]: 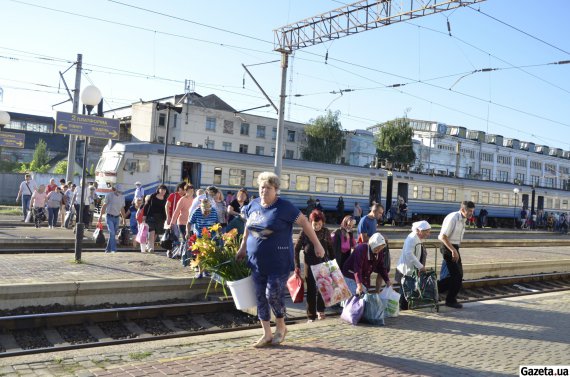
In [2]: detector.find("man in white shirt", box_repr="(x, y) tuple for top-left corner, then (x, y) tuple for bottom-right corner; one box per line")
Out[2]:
(16, 174), (37, 221)
(437, 200), (475, 309)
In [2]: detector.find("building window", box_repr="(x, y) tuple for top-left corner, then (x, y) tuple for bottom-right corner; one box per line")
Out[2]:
(173, 114), (177, 128)
(315, 177), (329, 192)
(435, 187), (444, 201)
(530, 161), (542, 170)
(352, 180), (364, 195)
(222, 142), (232, 151)
(497, 155), (511, 165)
(481, 153), (493, 162)
(531, 175), (540, 185)
(481, 168), (491, 180)
(271, 147), (276, 157)
(157, 136), (165, 143)
(239, 144), (248, 154)
(545, 177), (555, 188)
(252, 171), (262, 188)
(545, 163), (556, 174)
(272, 127), (277, 140)
(206, 117), (216, 131)
(158, 113), (166, 127)
(240, 123), (249, 136)
(229, 169), (246, 186)
(515, 173), (525, 185)
(223, 120), (234, 134)
(296, 176), (310, 191)
(255, 146), (265, 155)
(172, 137), (176, 144)
(448, 189), (456, 202)
(281, 174), (290, 190)
(256, 125), (266, 138)
(287, 130), (295, 142)
(214, 168), (222, 185)
(497, 170), (509, 182)
(285, 150), (294, 159)
(515, 158), (527, 167)
(422, 187), (431, 200)
(334, 179), (346, 194)
(205, 140), (215, 149)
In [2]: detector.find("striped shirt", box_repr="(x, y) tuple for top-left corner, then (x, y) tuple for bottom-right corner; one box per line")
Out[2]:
(189, 207), (218, 238)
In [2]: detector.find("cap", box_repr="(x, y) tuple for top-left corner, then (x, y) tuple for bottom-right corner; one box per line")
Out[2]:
(135, 181), (142, 186)
(368, 233), (386, 250)
(412, 220), (431, 232)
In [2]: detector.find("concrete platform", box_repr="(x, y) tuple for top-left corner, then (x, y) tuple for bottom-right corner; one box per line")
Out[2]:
(1, 291), (569, 376)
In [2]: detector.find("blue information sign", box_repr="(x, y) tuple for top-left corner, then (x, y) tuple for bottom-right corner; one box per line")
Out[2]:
(55, 111), (120, 140)
(0, 131), (25, 148)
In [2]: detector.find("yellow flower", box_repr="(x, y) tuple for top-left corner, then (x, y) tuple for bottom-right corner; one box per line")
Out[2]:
(210, 223), (221, 233)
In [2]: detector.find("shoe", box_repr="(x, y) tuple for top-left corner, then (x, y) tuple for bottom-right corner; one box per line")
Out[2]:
(445, 302), (463, 309)
(317, 312), (326, 320)
(110, 250), (116, 254)
(307, 319), (314, 323)
(253, 336), (273, 348)
(271, 329), (287, 345)
(195, 273), (203, 279)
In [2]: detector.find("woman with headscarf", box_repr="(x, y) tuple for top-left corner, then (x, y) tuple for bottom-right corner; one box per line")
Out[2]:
(395, 220), (432, 310)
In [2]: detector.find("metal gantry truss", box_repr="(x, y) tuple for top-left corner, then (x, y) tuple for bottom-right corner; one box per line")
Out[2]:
(274, 0), (486, 53)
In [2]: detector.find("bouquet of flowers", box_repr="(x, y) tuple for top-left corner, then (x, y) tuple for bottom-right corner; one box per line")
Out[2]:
(190, 224), (250, 292)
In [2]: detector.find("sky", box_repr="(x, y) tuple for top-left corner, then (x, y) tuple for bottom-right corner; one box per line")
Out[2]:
(1, 0), (569, 150)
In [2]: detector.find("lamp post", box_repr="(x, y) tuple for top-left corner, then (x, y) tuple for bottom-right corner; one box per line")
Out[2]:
(513, 187), (520, 229)
(74, 85), (102, 262)
(0, 111), (9, 130)
(155, 102), (182, 188)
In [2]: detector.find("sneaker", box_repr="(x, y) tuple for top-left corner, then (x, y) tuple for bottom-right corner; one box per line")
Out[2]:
(445, 302), (463, 309)
(110, 250), (116, 254)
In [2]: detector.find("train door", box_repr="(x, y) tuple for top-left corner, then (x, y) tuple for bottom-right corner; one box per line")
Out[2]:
(521, 194), (529, 209)
(369, 180), (382, 207)
(182, 161), (201, 188)
(397, 183), (409, 203)
(537, 196), (544, 212)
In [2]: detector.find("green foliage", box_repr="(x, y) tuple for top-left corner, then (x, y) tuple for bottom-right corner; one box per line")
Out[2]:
(0, 160), (20, 173)
(89, 163), (95, 176)
(16, 139), (51, 173)
(374, 117), (416, 170)
(53, 160), (67, 174)
(301, 110), (345, 164)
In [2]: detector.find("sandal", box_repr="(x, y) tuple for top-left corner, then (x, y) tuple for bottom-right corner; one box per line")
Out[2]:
(253, 336), (273, 348)
(317, 312), (326, 320)
(271, 328), (288, 345)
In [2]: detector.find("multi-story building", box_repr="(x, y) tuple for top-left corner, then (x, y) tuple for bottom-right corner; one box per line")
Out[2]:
(368, 118), (570, 191)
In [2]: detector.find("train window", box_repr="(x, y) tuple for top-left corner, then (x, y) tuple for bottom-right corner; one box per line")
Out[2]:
(448, 189), (456, 202)
(562, 200), (568, 210)
(554, 198), (561, 209)
(296, 176), (309, 191)
(435, 188), (444, 200)
(546, 198), (553, 208)
(100, 156), (121, 172)
(471, 192), (478, 203)
(334, 179), (346, 194)
(491, 193), (500, 204)
(352, 180), (364, 195)
(501, 193), (509, 206)
(315, 177), (329, 192)
(252, 171), (262, 188)
(422, 187), (431, 200)
(480, 192), (489, 204)
(138, 160), (150, 173)
(124, 159), (137, 172)
(229, 169), (246, 186)
(281, 174), (290, 190)
(214, 168), (222, 185)
(413, 186), (418, 199)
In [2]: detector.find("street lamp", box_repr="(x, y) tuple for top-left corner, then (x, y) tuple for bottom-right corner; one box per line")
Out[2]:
(0, 110), (10, 130)
(74, 85), (102, 262)
(513, 187), (520, 229)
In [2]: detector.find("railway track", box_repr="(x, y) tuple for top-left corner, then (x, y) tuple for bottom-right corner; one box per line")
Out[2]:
(1, 272), (569, 358)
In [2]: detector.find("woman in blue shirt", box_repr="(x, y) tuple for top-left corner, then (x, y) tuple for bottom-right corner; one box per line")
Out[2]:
(237, 172), (324, 348)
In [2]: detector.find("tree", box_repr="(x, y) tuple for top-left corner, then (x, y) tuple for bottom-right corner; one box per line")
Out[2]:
(301, 110), (345, 164)
(16, 139), (51, 173)
(53, 160), (68, 175)
(374, 117), (416, 170)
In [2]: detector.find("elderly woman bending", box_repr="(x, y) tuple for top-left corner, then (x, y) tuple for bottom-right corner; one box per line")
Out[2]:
(237, 172), (325, 348)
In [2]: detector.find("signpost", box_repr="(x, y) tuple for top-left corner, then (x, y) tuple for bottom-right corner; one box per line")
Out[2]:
(55, 112), (119, 140)
(55, 110), (119, 262)
(0, 132), (25, 148)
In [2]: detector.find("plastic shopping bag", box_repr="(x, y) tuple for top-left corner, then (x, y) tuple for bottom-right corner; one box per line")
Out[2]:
(439, 260), (449, 280)
(379, 286), (401, 318)
(310, 259), (352, 307)
(135, 223), (149, 244)
(340, 295), (365, 325)
(362, 293), (386, 326)
(25, 210), (33, 223)
(287, 274), (305, 303)
(93, 222), (106, 246)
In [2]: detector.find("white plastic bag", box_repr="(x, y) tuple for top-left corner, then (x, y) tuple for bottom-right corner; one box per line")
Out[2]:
(379, 286), (401, 317)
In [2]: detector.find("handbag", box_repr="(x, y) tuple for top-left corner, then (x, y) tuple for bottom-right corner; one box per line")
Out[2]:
(310, 259), (352, 307)
(93, 222), (106, 246)
(160, 228), (178, 250)
(340, 295), (365, 325)
(287, 273), (304, 303)
(135, 223), (149, 244)
(362, 292), (385, 326)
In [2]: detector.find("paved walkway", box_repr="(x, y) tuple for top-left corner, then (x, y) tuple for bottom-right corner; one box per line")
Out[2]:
(1, 291), (568, 376)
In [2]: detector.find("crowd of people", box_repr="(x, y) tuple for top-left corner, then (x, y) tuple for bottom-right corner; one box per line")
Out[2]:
(520, 207), (568, 233)
(16, 174), (99, 229)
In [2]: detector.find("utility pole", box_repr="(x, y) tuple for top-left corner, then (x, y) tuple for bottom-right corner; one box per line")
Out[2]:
(66, 53), (82, 182)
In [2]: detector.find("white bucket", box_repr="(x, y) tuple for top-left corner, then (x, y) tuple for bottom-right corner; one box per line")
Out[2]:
(226, 275), (257, 310)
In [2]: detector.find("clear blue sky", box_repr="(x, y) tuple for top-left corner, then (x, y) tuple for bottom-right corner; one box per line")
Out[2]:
(1, 0), (569, 150)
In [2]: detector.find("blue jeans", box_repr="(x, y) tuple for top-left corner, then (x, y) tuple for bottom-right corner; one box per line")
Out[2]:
(22, 195), (31, 220)
(48, 207), (60, 227)
(105, 215), (119, 252)
(252, 270), (289, 322)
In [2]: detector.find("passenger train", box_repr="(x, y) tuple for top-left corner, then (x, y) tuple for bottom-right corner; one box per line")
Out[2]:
(95, 142), (570, 226)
